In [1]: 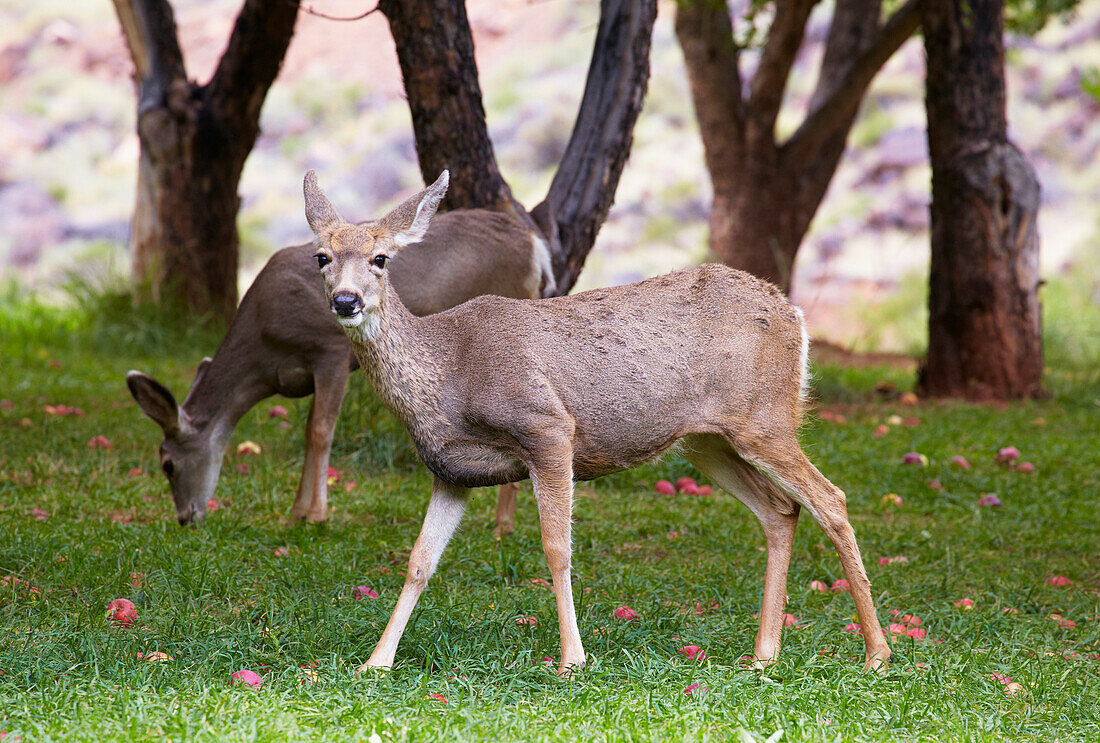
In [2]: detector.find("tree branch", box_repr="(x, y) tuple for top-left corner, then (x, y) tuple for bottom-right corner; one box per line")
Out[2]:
(208, 0), (300, 147)
(791, 0), (881, 236)
(747, 0), (817, 139)
(674, 0), (745, 181)
(780, 0), (921, 168)
(300, 2), (379, 21)
(111, 0), (186, 96)
(539, 0), (658, 294)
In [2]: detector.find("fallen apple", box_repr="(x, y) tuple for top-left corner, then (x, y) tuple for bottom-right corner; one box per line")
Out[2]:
(679, 645), (707, 661)
(230, 669), (262, 688)
(614, 606), (638, 621)
(236, 441), (261, 456)
(352, 585), (379, 600)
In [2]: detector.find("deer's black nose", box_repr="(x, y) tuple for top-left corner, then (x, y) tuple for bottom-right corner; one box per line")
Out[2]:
(332, 292), (363, 317)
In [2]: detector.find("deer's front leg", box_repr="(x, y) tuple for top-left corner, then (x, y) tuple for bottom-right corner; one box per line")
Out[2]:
(531, 457), (584, 676)
(359, 477), (470, 672)
(290, 363), (349, 523)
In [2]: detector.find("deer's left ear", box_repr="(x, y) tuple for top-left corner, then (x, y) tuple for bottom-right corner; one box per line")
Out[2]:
(379, 170), (449, 249)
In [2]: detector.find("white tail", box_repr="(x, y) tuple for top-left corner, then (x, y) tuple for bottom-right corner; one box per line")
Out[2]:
(304, 171), (891, 676)
(128, 195), (548, 530)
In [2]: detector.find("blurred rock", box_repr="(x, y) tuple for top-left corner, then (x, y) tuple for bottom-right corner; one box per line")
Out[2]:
(858, 127), (927, 186)
(348, 139), (413, 206)
(0, 182), (66, 267)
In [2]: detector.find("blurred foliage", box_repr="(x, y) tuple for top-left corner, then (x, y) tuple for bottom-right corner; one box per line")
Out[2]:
(1006, 0), (1083, 34)
(1080, 66), (1100, 102)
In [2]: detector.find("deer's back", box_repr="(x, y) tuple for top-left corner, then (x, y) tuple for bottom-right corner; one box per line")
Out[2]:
(424, 265), (806, 476)
(389, 210), (548, 313)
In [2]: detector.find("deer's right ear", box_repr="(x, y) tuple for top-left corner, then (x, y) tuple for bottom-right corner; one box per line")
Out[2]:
(303, 170), (345, 236)
(126, 371), (180, 436)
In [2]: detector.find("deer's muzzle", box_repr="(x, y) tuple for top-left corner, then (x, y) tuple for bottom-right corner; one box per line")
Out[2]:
(331, 291), (363, 318)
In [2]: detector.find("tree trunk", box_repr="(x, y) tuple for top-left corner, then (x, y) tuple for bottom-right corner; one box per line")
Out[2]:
(711, 162), (801, 291)
(131, 80), (244, 320)
(115, 0), (298, 320)
(919, 0), (1043, 399)
(379, 0), (525, 219)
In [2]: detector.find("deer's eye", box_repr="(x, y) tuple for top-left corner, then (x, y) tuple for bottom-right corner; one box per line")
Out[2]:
(314, 253), (332, 269)
(162, 460), (175, 477)
(372, 255), (388, 269)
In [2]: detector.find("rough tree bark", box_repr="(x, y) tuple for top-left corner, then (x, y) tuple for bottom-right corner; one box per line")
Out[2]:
(919, 0), (1043, 399)
(379, 0), (525, 219)
(381, 0), (657, 294)
(674, 0), (920, 292)
(113, 0), (299, 320)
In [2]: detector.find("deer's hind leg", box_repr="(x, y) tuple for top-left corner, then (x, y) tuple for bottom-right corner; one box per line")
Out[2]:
(290, 358), (350, 523)
(492, 482), (519, 539)
(681, 434), (801, 667)
(528, 445), (584, 677)
(727, 432), (891, 670)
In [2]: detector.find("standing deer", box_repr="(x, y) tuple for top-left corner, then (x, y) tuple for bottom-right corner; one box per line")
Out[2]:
(126, 207), (553, 527)
(303, 170), (892, 676)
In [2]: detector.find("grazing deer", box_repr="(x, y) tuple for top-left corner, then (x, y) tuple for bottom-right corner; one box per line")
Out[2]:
(126, 207), (554, 527)
(303, 170), (892, 676)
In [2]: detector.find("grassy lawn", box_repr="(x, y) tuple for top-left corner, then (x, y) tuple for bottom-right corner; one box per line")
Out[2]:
(1, 294), (1098, 742)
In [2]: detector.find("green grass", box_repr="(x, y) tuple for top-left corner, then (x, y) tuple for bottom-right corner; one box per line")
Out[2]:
(1, 296), (1099, 742)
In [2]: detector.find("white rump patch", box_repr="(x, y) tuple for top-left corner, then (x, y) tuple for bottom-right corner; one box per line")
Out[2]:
(530, 233), (557, 298)
(793, 305), (810, 406)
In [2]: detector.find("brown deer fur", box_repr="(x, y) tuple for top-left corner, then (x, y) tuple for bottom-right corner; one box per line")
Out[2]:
(127, 208), (552, 526)
(304, 170), (891, 676)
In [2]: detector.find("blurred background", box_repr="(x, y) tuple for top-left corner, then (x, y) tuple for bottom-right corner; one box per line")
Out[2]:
(1, 0), (1097, 357)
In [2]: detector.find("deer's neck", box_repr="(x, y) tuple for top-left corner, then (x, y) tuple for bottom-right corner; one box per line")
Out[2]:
(181, 351), (271, 448)
(346, 281), (450, 447)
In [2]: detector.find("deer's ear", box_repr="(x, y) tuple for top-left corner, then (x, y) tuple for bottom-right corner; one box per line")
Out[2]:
(126, 371), (180, 436)
(303, 170), (346, 236)
(192, 357), (213, 390)
(380, 170), (449, 249)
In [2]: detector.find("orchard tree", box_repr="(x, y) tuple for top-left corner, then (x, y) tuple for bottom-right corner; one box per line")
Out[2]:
(674, 0), (920, 292)
(381, 0), (657, 293)
(920, 0), (1043, 399)
(113, 0), (299, 320)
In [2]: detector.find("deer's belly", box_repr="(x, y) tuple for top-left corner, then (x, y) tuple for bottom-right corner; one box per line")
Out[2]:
(418, 441), (529, 489)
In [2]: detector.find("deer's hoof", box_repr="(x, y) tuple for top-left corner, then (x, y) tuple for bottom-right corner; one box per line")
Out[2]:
(556, 658), (586, 679)
(863, 648), (892, 673)
(749, 656), (777, 672)
(356, 661), (392, 674)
